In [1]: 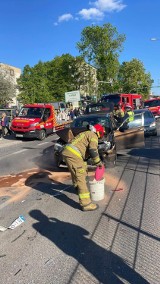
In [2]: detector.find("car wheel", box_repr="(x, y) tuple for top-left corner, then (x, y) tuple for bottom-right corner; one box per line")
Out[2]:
(38, 129), (46, 140)
(153, 131), (157, 136)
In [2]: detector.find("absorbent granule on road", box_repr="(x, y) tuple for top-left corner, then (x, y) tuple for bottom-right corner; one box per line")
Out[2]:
(0, 169), (71, 206)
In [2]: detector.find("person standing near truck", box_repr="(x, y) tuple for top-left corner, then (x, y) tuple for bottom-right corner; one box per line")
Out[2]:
(0, 112), (12, 137)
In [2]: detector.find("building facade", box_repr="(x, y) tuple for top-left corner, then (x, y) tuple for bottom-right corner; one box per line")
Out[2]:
(0, 63), (21, 107)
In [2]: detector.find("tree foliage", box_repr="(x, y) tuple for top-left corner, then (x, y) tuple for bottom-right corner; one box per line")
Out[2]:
(117, 59), (153, 99)
(77, 23), (126, 94)
(17, 24), (154, 104)
(17, 54), (97, 104)
(17, 62), (52, 104)
(0, 72), (16, 106)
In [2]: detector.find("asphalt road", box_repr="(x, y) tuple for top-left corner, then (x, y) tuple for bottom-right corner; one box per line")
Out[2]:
(0, 124), (160, 284)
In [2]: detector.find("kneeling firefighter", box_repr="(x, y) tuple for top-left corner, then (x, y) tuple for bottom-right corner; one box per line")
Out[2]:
(62, 124), (104, 211)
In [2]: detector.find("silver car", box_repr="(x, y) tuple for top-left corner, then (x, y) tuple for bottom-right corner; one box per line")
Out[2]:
(134, 109), (157, 136)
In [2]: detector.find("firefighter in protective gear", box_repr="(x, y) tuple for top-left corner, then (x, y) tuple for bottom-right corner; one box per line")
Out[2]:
(123, 105), (134, 122)
(113, 105), (124, 124)
(62, 124), (104, 211)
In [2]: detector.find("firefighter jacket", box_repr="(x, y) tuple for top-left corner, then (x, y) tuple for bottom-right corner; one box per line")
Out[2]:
(127, 111), (134, 122)
(115, 109), (124, 118)
(124, 111), (134, 122)
(63, 130), (101, 165)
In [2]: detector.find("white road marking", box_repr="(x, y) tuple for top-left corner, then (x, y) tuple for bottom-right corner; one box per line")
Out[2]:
(37, 142), (50, 146)
(51, 185), (72, 196)
(12, 149), (28, 155)
(0, 149), (28, 159)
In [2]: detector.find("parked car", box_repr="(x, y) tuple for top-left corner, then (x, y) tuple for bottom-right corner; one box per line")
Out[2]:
(134, 109), (157, 136)
(53, 112), (145, 168)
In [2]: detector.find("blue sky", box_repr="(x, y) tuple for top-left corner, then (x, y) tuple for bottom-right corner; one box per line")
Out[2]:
(0, 0), (160, 95)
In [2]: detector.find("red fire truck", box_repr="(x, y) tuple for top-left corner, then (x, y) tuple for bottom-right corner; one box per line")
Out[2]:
(144, 98), (160, 118)
(10, 103), (70, 140)
(100, 93), (143, 111)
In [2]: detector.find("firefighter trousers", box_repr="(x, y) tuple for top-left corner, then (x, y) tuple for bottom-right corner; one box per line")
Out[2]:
(62, 148), (91, 207)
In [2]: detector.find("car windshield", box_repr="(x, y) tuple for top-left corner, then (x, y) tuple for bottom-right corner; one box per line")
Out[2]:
(19, 107), (44, 118)
(85, 102), (112, 114)
(100, 94), (120, 107)
(122, 113), (143, 129)
(144, 100), (160, 107)
(71, 115), (111, 128)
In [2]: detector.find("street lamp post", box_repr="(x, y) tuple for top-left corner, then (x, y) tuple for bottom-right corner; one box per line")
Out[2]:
(95, 79), (113, 101)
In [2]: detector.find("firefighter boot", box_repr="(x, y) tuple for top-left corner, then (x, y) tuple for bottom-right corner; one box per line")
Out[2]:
(82, 202), (99, 212)
(79, 198), (99, 211)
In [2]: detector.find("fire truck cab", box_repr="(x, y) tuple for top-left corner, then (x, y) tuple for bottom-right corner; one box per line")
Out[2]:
(100, 93), (142, 111)
(144, 98), (160, 118)
(10, 103), (69, 140)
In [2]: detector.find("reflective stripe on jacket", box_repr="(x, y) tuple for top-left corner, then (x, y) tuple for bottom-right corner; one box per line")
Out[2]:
(79, 192), (90, 199)
(62, 130), (100, 164)
(65, 144), (83, 159)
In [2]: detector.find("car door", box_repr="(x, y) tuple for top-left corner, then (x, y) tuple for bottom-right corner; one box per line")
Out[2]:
(114, 113), (145, 150)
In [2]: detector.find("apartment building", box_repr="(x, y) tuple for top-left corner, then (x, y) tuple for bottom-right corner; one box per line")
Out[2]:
(0, 63), (21, 107)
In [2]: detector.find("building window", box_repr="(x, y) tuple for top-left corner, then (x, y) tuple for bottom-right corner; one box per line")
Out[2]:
(10, 69), (14, 76)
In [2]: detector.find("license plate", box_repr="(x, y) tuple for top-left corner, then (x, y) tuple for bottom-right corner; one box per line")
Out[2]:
(16, 134), (23, 137)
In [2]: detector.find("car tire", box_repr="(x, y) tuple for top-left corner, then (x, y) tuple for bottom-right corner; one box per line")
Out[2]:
(153, 131), (157, 136)
(38, 129), (46, 140)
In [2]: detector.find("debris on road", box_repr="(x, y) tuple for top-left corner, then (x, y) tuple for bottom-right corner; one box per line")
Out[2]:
(8, 215), (25, 230)
(112, 188), (124, 192)
(0, 225), (8, 232)
(0, 215), (26, 232)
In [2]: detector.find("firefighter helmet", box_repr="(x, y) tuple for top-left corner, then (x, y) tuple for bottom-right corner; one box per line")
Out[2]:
(89, 124), (105, 138)
(125, 104), (132, 111)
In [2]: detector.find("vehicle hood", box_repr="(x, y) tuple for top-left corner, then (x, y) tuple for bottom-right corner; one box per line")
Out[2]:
(12, 117), (41, 127)
(56, 127), (106, 144)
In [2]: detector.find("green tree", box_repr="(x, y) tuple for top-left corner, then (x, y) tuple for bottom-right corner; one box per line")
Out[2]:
(117, 59), (153, 99)
(17, 62), (52, 104)
(0, 72), (16, 106)
(17, 54), (97, 103)
(46, 54), (77, 101)
(77, 23), (126, 94)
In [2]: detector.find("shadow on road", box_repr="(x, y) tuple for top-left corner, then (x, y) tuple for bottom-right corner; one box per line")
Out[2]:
(29, 210), (149, 284)
(31, 145), (64, 171)
(25, 171), (80, 210)
(128, 148), (160, 160)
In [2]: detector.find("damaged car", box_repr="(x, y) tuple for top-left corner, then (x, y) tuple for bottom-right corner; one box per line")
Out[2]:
(53, 112), (145, 168)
